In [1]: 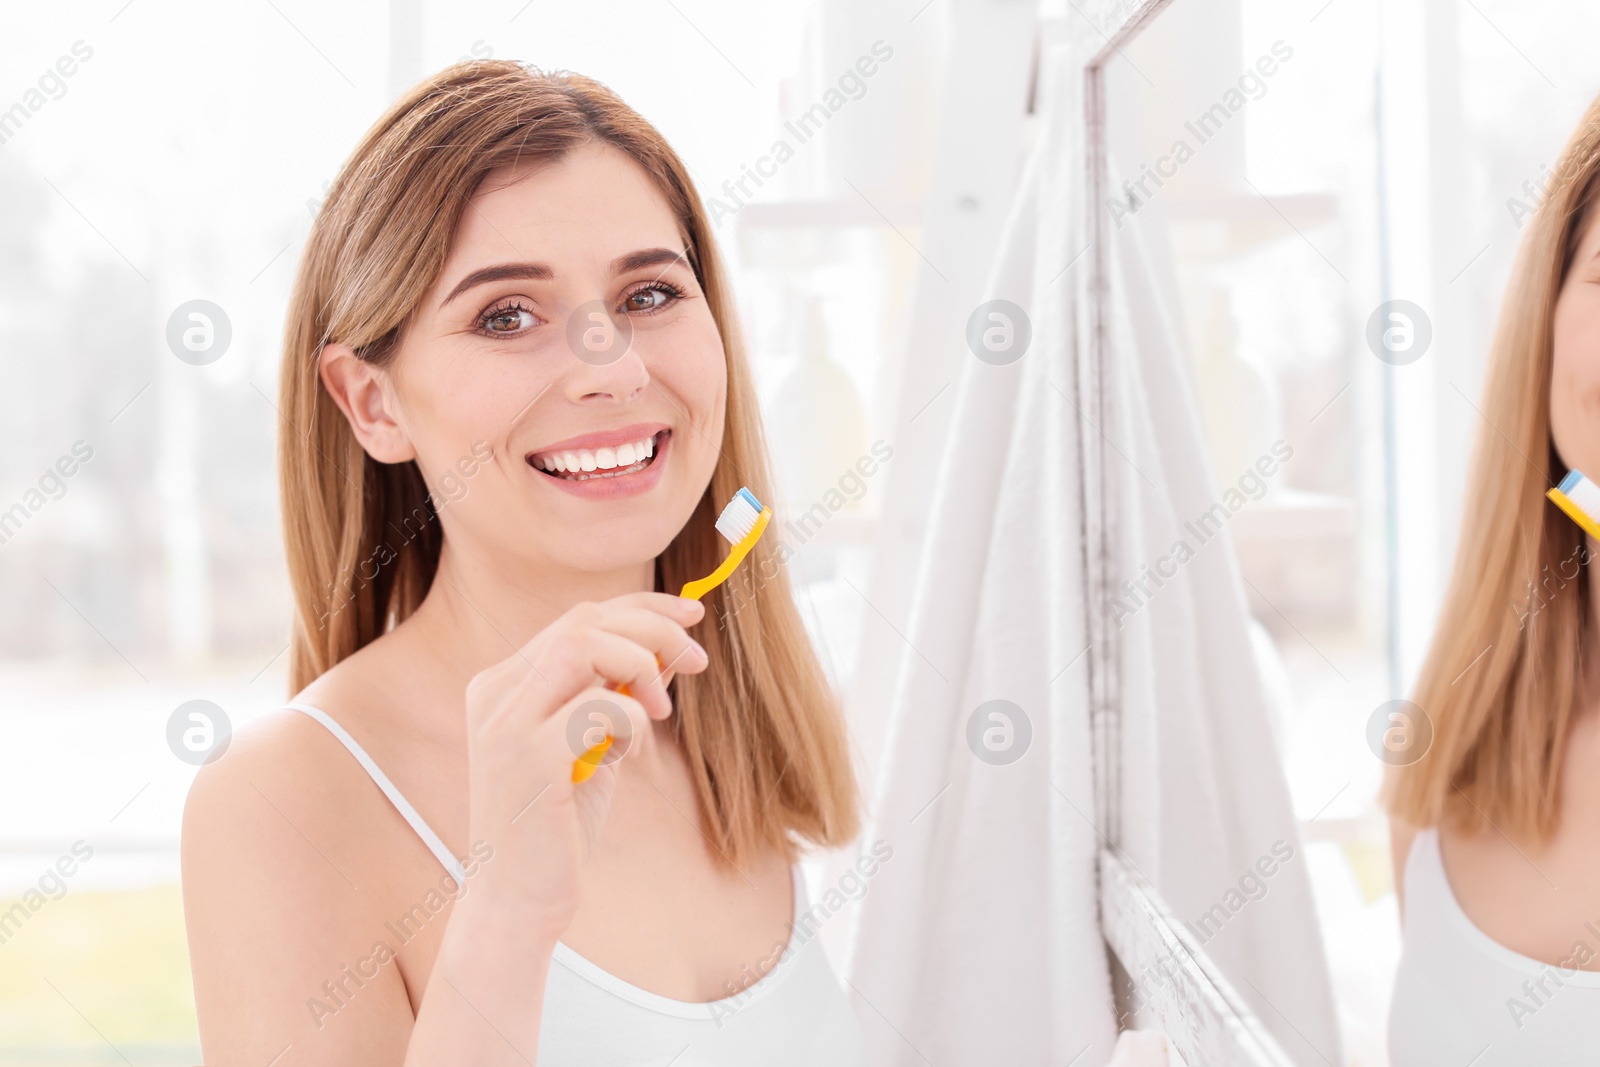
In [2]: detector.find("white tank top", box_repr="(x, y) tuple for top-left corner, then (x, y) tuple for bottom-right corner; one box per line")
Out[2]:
(284, 702), (865, 1066)
(1389, 825), (1600, 1065)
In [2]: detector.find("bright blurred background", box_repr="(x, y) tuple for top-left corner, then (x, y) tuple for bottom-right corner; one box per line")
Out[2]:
(0, 0), (1595, 1063)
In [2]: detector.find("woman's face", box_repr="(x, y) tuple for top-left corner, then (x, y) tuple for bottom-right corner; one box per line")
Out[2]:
(355, 140), (727, 574)
(1550, 205), (1600, 475)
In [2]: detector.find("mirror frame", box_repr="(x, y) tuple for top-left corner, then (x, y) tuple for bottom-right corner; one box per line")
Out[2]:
(1070, 2), (1297, 1062)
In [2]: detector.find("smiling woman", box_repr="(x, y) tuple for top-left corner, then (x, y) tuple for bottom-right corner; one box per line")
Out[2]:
(179, 61), (863, 1067)
(1384, 93), (1600, 1066)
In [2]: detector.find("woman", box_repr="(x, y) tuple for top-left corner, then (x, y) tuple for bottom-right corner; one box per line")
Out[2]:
(1386, 97), (1600, 1064)
(180, 61), (866, 1065)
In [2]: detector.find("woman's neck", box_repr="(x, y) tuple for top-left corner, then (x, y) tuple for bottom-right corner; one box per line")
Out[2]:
(403, 539), (656, 685)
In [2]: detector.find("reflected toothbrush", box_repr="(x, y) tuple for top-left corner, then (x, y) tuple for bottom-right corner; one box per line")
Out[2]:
(571, 487), (773, 783)
(1548, 469), (1600, 540)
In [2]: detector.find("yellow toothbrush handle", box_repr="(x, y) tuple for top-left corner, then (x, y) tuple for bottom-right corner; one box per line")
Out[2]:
(570, 734), (614, 783)
(571, 642), (688, 782)
(1549, 487), (1600, 542)
(680, 509), (771, 601)
(572, 508), (771, 783)
(571, 661), (656, 784)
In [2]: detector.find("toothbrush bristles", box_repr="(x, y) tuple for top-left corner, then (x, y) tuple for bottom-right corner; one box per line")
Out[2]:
(715, 487), (764, 544)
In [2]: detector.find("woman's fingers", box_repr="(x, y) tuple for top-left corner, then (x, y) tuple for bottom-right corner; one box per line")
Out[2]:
(572, 600), (708, 711)
(585, 629), (679, 719)
(539, 684), (654, 780)
(472, 593), (709, 740)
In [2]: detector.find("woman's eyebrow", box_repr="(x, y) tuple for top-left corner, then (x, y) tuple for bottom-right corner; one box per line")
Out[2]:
(438, 247), (690, 310)
(440, 262), (552, 309)
(613, 247), (690, 275)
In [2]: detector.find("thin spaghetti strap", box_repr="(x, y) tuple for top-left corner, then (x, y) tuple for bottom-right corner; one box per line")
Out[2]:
(282, 702), (469, 885)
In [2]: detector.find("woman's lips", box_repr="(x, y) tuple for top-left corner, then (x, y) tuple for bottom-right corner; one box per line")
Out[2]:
(525, 428), (671, 500)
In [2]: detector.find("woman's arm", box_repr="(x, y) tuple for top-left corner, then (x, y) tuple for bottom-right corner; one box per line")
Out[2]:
(182, 716), (423, 1064)
(404, 882), (558, 1064)
(182, 715), (559, 1065)
(183, 592), (707, 1064)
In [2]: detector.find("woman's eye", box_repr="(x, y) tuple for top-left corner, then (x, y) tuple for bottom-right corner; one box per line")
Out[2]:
(480, 306), (536, 334)
(623, 283), (682, 313)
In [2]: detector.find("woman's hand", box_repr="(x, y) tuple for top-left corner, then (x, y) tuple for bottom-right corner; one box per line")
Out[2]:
(459, 591), (709, 941)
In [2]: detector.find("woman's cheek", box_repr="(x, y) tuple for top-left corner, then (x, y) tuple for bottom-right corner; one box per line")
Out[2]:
(1551, 294), (1600, 468)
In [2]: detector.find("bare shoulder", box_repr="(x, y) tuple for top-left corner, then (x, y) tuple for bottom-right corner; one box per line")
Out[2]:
(181, 628), (429, 879)
(180, 699), (398, 936)
(179, 623), (470, 1061)
(182, 703), (370, 855)
(181, 700), (419, 1062)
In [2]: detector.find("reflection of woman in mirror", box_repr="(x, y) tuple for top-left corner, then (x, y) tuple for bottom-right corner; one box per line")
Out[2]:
(179, 61), (868, 1065)
(1386, 98), (1600, 1063)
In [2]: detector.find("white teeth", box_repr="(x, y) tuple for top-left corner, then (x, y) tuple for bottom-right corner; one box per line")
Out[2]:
(533, 433), (660, 475)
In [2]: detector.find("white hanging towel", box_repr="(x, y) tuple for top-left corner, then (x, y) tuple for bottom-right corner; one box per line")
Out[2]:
(841, 34), (1342, 1067)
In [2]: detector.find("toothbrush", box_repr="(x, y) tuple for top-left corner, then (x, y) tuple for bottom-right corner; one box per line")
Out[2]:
(1548, 469), (1600, 540)
(571, 487), (773, 783)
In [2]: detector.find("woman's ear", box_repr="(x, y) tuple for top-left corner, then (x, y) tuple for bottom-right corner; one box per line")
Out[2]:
(318, 342), (416, 463)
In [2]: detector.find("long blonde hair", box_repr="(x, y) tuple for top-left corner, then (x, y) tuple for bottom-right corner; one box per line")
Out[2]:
(276, 61), (860, 866)
(1385, 98), (1600, 842)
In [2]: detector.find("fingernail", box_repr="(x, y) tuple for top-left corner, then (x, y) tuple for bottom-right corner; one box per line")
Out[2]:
(689, 638), (707, 660)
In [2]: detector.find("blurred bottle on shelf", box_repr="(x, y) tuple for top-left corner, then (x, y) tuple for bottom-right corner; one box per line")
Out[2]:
(766, 294), (871, 527)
